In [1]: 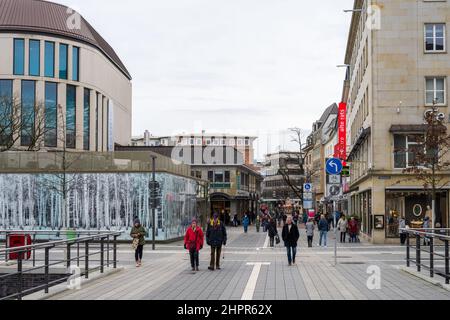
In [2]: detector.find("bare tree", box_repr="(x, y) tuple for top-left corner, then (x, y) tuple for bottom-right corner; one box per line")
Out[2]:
(277, 128), (319, 203)
(399, 100), (450, 227)
(0, 94), (48, 152)
(37, 104), (84, 228)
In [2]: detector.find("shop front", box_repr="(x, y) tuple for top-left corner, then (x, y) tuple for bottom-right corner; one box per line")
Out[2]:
(350, 189), (372, 237)
(385, 189), (449, 238)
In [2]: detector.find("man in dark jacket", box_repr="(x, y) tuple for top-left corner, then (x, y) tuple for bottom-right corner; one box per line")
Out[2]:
(206, 213), (227, 271)
(318, 215), (329, 247)
(282, 216), (300, 266)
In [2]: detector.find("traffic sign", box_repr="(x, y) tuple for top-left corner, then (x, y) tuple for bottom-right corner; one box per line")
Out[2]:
(326, 158), (343, 175)
(328, 175), (341, 184)
(303, 183), (313, 192)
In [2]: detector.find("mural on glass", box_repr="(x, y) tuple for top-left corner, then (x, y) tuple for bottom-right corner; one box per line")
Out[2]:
(0, 173), (198, 241)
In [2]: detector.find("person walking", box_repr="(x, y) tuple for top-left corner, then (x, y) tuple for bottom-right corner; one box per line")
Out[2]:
(302, 212), (308, 226)
(399, 216), (407, 245)
(206, 213), (227, 271)
(282, 216), (300, 266)
(184, 218), (204, 272)
(305, 218), (315, 248)
(130, 218), (146, 268)
(337, 215), (348, 243)
(423, 217), (431, 246)
(256, 215), (261, 233)
(348, 217), (358, 243)
(318, 215), (329, 247)
(243, 214), (250, 234)
(267, 218), (278, 247)
(282, 213), (288, 226)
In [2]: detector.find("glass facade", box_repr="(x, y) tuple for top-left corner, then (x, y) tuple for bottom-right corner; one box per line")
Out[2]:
(0, 173), (198, 241)
(13, 39), (25, 75)
(83, 88), (90, 150)
(29, 39), (40, 76)
(21, 80), (36, 146)
(96, 93), (99, 151)
(44, 82), (58, 148)
(66, 85), (76, 149)
(59, 44), (68, 79)
(72, 47), (79, 81)
(0, 80), (13, 145)
(44, 41), (55, 78)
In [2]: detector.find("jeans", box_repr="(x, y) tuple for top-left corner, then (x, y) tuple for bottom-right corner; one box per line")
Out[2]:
(400, 233), (407, 245)
(135, 245), (143, 262)
(210, 246), (222, 269)
(269, 237), (275, 247)
(307, 236), (313, 248)
(319, 231), (328, 246)
(286, 246), (297, 264)
(244, 226), (248, 233)
(189, 249), (199, 268)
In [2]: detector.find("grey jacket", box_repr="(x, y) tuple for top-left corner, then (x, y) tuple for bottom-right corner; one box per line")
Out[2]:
(337, 219), (348, 233)
(305, 222), (315, 237)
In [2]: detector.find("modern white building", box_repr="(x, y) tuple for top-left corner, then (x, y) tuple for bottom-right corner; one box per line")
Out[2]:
(0, 0), (132, 152)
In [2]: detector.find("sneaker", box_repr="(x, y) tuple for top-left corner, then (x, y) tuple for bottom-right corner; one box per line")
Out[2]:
(192, 267), (195, 272)
(208, 266), (215, 271)
(196, 267), (199, 271)
(217, 267), (221, 270)
(136, 263), (140, 267)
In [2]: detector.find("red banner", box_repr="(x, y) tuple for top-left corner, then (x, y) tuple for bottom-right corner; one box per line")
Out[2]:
(334, 102), (347, 161)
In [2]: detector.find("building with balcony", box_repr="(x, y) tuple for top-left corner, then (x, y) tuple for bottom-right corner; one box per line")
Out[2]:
(343, 0), (450, 243)
(0, 0), (132, 152)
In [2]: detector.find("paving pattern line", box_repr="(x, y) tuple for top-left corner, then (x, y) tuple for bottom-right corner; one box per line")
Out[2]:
(241, 262), (271, 300)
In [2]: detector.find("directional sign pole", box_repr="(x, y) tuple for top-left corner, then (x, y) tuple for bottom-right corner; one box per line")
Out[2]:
(151, 155), (157, 251)
(334, 200), (337, 267)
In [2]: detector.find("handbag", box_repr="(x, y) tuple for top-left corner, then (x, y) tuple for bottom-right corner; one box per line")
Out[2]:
(132, 238), (139, 251)
(275, 234), (281, 245)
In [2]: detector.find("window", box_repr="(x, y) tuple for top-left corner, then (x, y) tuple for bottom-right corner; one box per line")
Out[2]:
(0, 80), (13, 145)
(214, 171), (224, 183)
(224, 171), (230, 183)
(44, 82), (57, 148)
(207, 171), (214, 182)
(189, 138), (194, 145)
(95, 93), (99, 151)
(426, 77), (446, 105)
(394, 134), (424, 169)
(29, 40), (40, 76)
(72, 47), (80, 81)
(14, 39), (25, 75)
(59, 44), (68, 79)
(21, 80), (36, 146)
(66, 85), (76, 148)
(83, 88), (90, 150)
(44, 41), (55, 77)
(425, 24), (445, 52)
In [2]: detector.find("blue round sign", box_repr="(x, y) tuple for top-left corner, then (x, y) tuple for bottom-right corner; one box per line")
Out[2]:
(326, 158), (343, 175)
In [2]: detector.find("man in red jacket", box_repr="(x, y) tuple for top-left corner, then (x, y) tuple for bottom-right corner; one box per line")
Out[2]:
(184, 218), (204, 272)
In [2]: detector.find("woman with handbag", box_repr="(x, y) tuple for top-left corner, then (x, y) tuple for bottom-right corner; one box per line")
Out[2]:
(130, 218), (147, 268)
(184, 218), (204, 272)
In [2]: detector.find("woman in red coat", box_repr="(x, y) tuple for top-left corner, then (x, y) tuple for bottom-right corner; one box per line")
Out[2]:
(184, 218), (204, 272)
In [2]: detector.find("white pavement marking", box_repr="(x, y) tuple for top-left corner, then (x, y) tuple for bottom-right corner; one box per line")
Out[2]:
(241, 262), (271, 300)
(263, 235), (269, 249)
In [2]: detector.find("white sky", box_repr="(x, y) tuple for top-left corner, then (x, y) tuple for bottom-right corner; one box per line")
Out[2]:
(57, 0), (354, 160)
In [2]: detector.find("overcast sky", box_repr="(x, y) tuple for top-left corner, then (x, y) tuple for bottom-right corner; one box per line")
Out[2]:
(57, 0), (354, 160)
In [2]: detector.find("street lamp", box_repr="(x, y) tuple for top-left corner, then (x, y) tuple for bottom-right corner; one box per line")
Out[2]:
(150, 155), (157, 251)
(343, 9), (363, 13)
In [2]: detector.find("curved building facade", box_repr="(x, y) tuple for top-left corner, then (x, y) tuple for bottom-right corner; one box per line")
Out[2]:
(0, 0), (132, 151)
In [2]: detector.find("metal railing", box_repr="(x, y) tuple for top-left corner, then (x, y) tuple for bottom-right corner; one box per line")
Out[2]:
(0, 230), (122, 300)
(401, 228), (450, 284)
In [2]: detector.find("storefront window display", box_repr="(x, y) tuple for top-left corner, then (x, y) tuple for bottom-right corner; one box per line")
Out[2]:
(385, 190), (448, 238)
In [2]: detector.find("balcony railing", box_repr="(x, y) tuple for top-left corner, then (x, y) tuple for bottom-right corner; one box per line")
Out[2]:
(210, 182), (231, 189)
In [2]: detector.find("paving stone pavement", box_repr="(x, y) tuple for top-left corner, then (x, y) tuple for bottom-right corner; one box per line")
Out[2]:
(47, 225), (450, 300)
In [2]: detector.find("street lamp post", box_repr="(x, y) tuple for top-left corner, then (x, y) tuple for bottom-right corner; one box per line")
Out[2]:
(151, 155), (157, 251)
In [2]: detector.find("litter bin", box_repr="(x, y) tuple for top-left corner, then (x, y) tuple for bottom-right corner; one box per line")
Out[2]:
(7, 234), (32, 260)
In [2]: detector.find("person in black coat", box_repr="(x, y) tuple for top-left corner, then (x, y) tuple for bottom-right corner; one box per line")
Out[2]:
(206, 213), (227, 271)
(282, 216), (300, 266)
(267, 218), (278, 247)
